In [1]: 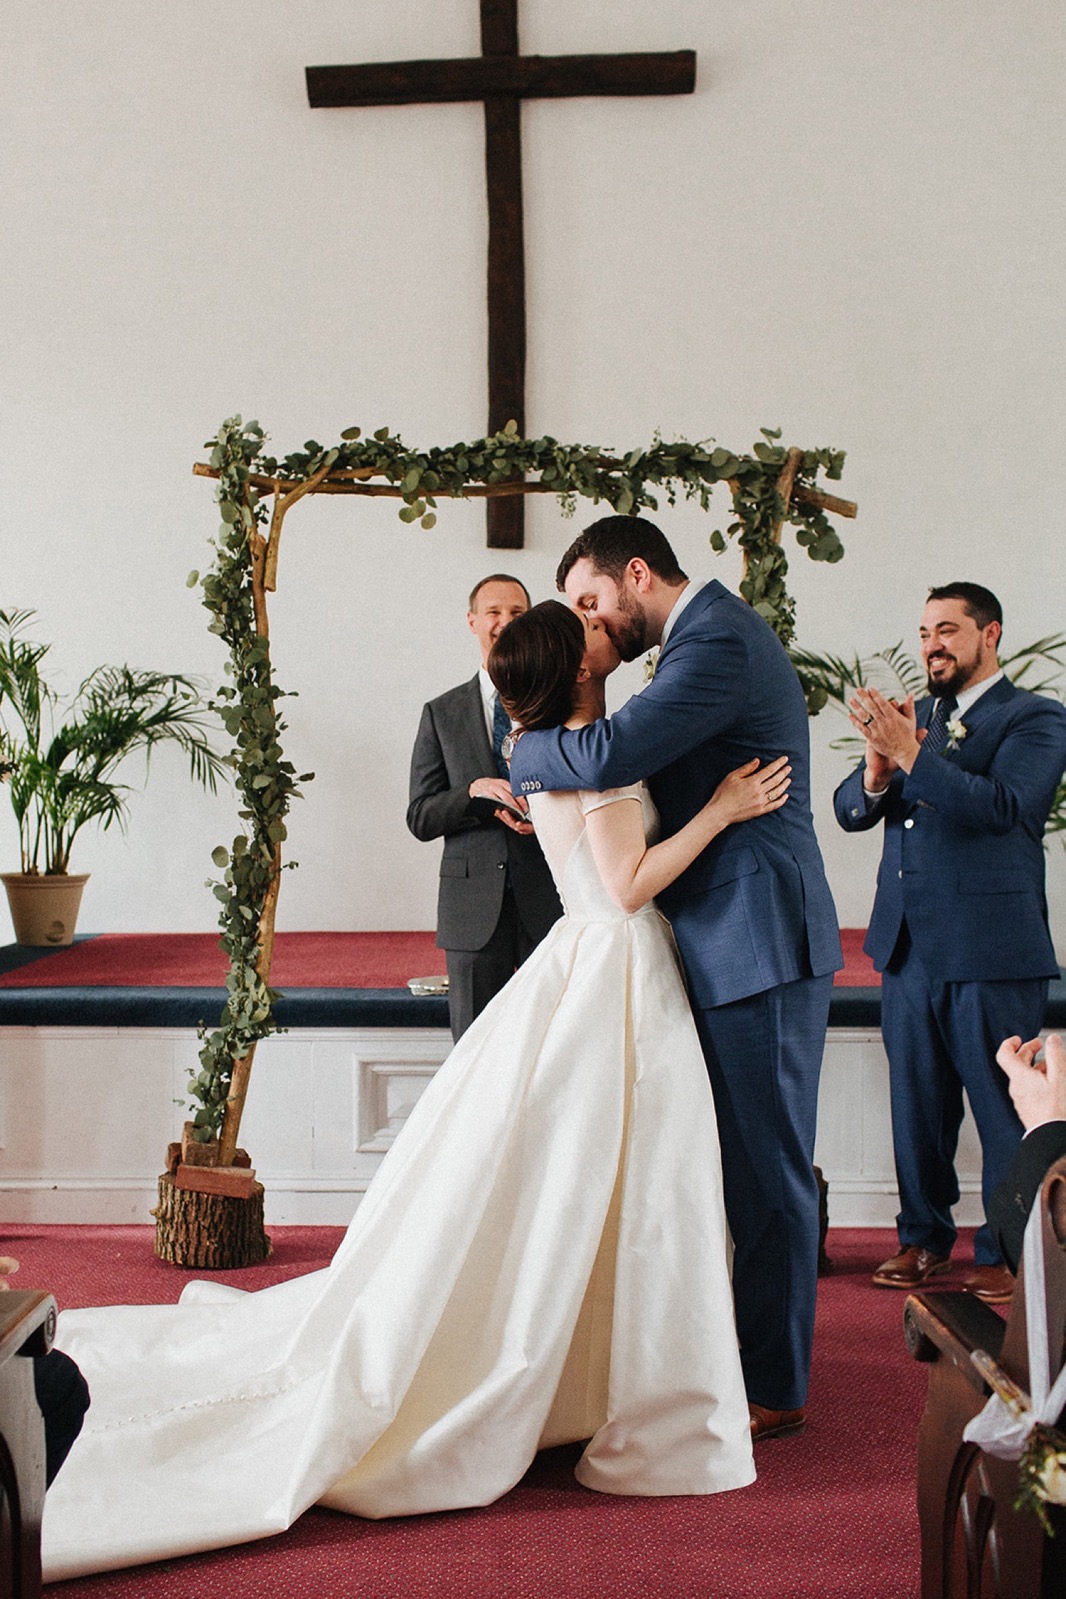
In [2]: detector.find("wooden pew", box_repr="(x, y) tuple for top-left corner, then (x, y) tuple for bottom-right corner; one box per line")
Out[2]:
(903, 1156), (1066, 1598)
(0, 1291), (56, 1599)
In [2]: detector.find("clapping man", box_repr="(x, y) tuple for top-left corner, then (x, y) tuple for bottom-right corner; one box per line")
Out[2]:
(834, 583), (1066, 1303)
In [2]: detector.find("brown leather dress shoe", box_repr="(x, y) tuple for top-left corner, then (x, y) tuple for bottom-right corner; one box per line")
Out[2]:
(871, 1245), (952, 1289)
(962, 1264), (1014, 1304)
(749, 1403), (806, 1441)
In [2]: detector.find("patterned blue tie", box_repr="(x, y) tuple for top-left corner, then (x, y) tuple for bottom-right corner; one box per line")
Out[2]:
(492, 693), (511, 780)
(924, 695), (957, 755)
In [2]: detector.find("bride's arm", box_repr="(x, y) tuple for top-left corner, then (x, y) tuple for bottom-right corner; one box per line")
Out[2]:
(585, 758), (791, 914)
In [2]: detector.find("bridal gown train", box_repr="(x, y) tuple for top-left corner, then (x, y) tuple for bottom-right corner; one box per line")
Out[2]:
(42, 787), (755, 1581)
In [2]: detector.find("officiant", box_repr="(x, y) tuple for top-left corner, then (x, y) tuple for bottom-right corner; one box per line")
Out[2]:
(407, 576), (561, 1039)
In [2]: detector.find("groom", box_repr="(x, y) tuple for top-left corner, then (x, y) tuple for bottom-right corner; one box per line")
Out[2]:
(509, 516), (841, 1438)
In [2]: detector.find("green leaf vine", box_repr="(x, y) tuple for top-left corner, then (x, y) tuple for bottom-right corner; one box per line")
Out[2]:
(258, 419), (848, 653)
(186, 418), (313, 1140)
(187, 415), (851, 1143)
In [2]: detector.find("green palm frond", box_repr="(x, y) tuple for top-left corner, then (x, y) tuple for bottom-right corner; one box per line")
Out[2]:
(0, 609), (54, 752)
(0, 610), (228, 873)
(1000, 633), (1066, 699)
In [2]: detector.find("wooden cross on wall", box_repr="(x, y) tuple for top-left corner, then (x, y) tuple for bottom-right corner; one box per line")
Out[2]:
(307, 0), (695, 548)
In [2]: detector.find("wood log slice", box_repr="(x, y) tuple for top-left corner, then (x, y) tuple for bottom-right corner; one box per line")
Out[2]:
(153, 1172), (271, 1269)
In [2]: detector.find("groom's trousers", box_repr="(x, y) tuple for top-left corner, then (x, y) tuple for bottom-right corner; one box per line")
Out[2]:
(693, 972), (832, 1413)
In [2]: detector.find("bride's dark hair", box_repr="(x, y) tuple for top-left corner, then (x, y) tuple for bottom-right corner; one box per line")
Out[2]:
(488, 600), (584, 731)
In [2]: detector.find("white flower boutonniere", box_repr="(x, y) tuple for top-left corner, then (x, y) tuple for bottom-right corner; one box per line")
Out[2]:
(642, 649), (659, 685)
(944, 717), (967, 752)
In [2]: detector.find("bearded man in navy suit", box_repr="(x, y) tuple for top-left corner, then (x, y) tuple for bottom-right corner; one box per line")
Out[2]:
(834, 583), (1066, 1305)
(509, 516), (841, 1441)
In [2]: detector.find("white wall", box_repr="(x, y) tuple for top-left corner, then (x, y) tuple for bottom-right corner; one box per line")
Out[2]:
(3, 1), (1064, 944)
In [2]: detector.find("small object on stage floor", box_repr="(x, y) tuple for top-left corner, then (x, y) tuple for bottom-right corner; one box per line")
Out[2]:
(407, 975), (449, 995)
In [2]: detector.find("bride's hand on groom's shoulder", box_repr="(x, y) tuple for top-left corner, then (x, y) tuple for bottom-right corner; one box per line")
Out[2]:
(709, 756), (791, 827)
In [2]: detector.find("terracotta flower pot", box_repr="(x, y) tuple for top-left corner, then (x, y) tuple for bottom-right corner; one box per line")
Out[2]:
(1, 873), (89, 947)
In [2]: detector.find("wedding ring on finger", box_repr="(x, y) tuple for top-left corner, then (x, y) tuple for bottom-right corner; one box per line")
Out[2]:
(862, 715), (874, 726)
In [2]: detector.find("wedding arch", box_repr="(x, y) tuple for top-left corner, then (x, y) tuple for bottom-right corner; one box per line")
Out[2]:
(157, 416), (856, 1264)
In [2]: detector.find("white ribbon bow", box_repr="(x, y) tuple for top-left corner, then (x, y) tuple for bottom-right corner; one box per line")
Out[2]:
(963, 1190), (1066, 1459)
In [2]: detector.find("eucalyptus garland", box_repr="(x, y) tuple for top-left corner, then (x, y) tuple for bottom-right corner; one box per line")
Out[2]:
(186, 415), (851, 1142)
(186, 418), (311, 1140)
(259, 420), (847, 652)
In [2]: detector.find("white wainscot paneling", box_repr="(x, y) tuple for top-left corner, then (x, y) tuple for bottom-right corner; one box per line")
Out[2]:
(0, 1027), (452, 1226)
(0, 1024), (984, 1228)
(813, 1028), (983, 1228)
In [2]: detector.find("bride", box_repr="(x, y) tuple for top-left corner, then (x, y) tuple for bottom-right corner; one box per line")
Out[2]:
(42, 601), (790, 1581)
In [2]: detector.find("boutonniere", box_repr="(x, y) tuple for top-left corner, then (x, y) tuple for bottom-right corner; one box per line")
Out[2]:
(944, 717), (967, 752)
(642, 649), (659, 685)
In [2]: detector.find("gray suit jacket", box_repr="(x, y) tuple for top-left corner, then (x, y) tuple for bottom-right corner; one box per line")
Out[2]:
(407, 675), (561, 952)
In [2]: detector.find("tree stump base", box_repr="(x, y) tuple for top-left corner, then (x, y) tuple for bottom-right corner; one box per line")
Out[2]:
(153, 1172), (271, 1269)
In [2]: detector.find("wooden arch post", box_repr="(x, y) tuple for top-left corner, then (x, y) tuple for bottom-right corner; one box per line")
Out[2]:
(155, 462), (334, 1267)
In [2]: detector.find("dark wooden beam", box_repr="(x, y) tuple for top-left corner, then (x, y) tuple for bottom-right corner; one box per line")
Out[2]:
(307, 3), (696, 546)
(306, 51), (696, 108)
(480, 0), (524, 547)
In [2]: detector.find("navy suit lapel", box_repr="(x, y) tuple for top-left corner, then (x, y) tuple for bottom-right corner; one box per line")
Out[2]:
(657, 580), (726, 662)
(954, 676), (1016, 734)
(917, 676), (1015, 736)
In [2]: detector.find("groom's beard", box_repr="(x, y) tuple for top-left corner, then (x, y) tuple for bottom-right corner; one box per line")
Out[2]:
(608, 589), (650, 662)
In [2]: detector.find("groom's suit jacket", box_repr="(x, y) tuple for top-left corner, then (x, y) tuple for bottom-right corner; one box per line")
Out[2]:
(510, 580), (841, 1008)
(407, 674), (561, 954)
(833, 678), (1066, 980)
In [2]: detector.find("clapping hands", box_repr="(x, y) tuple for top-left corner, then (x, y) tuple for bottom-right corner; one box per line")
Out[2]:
(996, 1032), (1066, 1131)
(847, 688), (925, 783)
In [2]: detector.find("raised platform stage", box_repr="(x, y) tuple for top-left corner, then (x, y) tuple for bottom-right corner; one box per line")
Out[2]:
(1, 933), (1061, 1230)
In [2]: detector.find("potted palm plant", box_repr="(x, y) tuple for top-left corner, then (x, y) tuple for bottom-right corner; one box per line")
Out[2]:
(0, 607), (227, 945)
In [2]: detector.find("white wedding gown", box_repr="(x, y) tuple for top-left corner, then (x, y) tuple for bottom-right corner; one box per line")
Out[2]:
(42, 787), (754, 1581)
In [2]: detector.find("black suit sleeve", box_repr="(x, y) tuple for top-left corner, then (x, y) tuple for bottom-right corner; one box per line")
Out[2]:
(987, 1120), (1066, 1273)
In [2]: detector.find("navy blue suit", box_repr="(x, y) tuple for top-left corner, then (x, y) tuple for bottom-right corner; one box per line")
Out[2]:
(512, 580), (841, 1410)
(834, 677), (1066, 1265)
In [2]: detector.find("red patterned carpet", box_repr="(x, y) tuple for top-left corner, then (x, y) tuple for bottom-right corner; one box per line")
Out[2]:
(2, 1224), (942, 1598)
(0, 928), (878, 990)
(0, 932), (447, 989)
